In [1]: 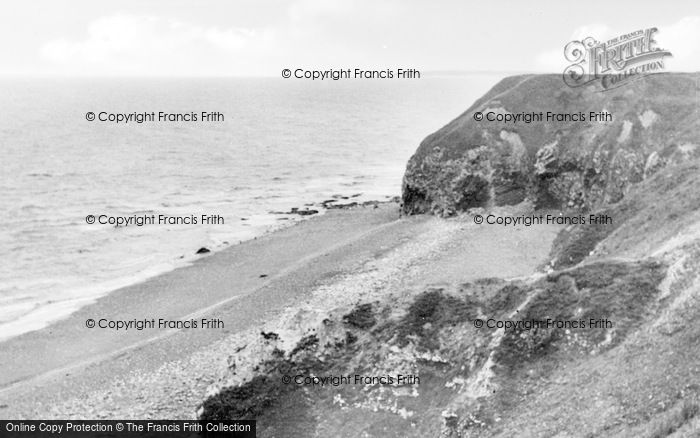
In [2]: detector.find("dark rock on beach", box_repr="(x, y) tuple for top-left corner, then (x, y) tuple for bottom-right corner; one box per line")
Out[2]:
(294, 208), (319, 216)
(195, 247), (211, 254)
(326, 202), (357, 209)
(271, 207), (319, 216)
(260, 331), (279, 341)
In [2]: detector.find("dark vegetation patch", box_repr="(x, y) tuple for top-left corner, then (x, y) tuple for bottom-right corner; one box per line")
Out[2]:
(199, 260), (667, 428)
(342, 303), (376, 329)
(496, 260), (666, 371)
(395, 288), (478, 350)
(289, 335), (319, 358)
(199, 373), (318, 436)
(485, 283), (529, 315)
(344, 331), (358, 345)
(541, 260), (666, 329)
(200, 333), (330, 424)
(200, 375), (291, 420)
(549, 161), (700, 269)
(199, 289), (486, 424)
(549, 207), (619, 268)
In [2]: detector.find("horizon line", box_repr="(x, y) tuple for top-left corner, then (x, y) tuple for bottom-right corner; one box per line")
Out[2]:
(0, 70), (697, 79)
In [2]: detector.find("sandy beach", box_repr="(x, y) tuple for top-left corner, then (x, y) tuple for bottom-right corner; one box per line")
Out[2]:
(3, 3), (699, 435)
(0, 203), (559, 419)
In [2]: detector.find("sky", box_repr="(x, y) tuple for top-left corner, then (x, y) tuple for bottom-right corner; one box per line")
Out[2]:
(1, 0), (699, 76)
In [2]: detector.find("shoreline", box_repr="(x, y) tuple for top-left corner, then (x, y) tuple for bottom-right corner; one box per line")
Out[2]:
(0, 203), (560, 419)
(0, 195), (398, 343)
(0, 204), (411, 410)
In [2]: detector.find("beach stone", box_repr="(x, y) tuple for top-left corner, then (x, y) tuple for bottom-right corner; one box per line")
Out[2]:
(195, 247), (211, 254)
(401, 73), (700, 216)
(295, 209), (318, 216)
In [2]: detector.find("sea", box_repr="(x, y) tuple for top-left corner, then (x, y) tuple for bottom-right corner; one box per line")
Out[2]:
(0, 74), (500, 340)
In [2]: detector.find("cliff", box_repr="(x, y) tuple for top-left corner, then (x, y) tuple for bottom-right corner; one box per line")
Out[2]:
(401, 73), (700, 215)
(198, 74), (700, 437)
(199, 160), (700, 437)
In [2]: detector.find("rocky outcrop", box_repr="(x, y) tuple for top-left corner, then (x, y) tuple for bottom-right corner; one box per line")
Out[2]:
(199, 158), (700, 436)
(199, 74), (700, 437)
(402, 73), (700, 215)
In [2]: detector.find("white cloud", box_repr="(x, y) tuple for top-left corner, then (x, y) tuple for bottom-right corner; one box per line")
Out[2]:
(41, 14), (276, 76)
(288, 0), (354, 23)
(570, 24), (614, 42)
(535, 24), (613, 73)
(655, 16), (700, 72)
(535, 17), (700, 73)
(37, 0), (401, 76)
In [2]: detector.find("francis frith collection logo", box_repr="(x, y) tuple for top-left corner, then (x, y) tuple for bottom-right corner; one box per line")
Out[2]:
(563, 27), (672, 90)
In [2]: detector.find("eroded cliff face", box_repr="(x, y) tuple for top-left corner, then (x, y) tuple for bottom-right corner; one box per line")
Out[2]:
(200, 160), (700, 437)
(401, 73), (700, 216)
(200, 74), (700, 437)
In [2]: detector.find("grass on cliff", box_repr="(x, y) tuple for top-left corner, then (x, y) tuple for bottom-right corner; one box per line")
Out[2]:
(495, 259), (666, 370)
(647, 400), (699, 438)
(199, 290), (486, 425)
(199, 301), (383, 425)
(550, 160), (700, 268)
(548, 207), (619, 269)
(342, 303), (376, 329)
(394, 288), (479, 350)
(484, 282), (529, 316)
(200, 375), (290, 420)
